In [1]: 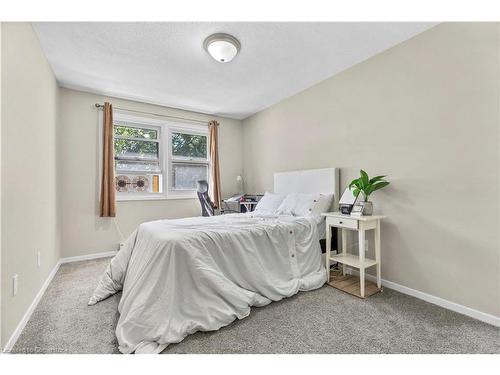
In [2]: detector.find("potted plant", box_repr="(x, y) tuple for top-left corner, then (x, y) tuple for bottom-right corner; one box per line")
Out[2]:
(348, 170), (390, 215)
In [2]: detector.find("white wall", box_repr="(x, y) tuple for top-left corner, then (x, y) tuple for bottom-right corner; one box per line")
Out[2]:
(242, 23), (500, 317)
(58, 88), (244, 257)
(1, 23), (61, 348)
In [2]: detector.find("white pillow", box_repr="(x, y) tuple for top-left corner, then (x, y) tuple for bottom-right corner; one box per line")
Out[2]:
(275, 194), (295, 215)
(293, 193), (322, 216)
(254, 192), (285, 214)
(310, 194), (334, 222)
(277, 193), (320, 217)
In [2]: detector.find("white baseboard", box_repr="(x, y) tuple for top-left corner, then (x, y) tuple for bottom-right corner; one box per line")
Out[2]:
(3, 260), (61, 352)
(3, 250), (117, 353)
(349, 269), (500, 327)
(59, 251), (117, 264)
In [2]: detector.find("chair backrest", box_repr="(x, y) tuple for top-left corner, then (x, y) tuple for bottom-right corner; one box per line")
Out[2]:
(197, 180), (214, 217)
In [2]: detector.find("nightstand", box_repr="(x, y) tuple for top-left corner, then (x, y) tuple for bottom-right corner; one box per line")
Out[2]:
(321, 212), (386, 298)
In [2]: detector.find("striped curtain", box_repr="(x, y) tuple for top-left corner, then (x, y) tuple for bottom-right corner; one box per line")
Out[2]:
(208, 120), (222, 209)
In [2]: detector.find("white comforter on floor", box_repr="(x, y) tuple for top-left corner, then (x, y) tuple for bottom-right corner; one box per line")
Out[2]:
(88, 213), (326, 353)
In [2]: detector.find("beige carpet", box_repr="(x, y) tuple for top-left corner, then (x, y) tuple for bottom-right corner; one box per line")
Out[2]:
(11, 258), (500, 354)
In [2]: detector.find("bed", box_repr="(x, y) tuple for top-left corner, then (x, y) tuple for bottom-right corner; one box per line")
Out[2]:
(89, 168), (339, 353)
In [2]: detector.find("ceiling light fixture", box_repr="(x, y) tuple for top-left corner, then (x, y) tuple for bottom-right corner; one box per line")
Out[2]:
(203, 33), (241, 63)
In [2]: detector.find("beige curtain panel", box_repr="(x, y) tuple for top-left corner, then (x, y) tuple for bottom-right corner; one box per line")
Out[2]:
(100, 102), (116, 217)
(208, 120), (222, 209)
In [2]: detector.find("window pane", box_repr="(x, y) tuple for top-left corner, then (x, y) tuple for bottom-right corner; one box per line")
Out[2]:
(171, 133), (207, 159)
(171, 163), (208, 190)
(114, 139), (159, 160)
(114, 125), (158, 139)
(115, 159), (160, 172)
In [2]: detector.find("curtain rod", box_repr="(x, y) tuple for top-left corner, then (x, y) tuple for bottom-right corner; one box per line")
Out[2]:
(94, 103), (210, 125)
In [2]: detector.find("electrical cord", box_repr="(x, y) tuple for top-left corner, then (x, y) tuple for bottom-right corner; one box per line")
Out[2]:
(113, 217), (126, 243)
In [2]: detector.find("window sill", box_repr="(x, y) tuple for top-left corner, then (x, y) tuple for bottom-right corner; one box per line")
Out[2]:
(116, 194), (198, 202)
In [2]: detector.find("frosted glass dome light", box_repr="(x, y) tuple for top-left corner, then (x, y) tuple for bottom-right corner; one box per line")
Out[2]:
(204, 33), (241, 63)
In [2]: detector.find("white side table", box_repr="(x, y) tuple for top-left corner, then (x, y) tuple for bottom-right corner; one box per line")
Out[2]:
(321, 212), (386, 298)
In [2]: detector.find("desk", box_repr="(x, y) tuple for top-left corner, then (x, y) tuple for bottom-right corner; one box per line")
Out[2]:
(220, 200), (240, 214)
(322, 212), (386, 298)
(221, 194), (262, 214)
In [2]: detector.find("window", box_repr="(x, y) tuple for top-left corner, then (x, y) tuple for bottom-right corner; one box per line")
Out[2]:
(114, 121), (163, 197)
(169, 130), (209, 194)
(107, 112), (209, 200)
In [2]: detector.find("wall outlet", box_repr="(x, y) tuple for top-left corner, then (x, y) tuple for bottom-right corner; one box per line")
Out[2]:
(12, 274), (18, 296)
(37, 250), (41, 267)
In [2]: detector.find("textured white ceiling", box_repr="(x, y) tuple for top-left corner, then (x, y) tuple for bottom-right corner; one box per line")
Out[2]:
(33, 22), (437, 119)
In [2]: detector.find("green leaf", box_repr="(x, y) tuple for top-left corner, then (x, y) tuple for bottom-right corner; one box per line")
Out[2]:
(371, 181), (390, 192)
(360, 170), (369, 187)
(364, 184), (375, 197)
(353, 188), (361, 197)
(369, 175), (386, 184)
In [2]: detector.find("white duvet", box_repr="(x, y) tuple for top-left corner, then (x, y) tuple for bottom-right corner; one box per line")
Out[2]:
(89, 213), (326, 353)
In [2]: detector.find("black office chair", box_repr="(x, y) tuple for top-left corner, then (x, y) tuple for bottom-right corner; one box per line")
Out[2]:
(196, 180), (215, 217)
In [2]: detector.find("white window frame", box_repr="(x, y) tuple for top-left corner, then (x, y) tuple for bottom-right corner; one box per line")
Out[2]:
(99, 110), (209, 201)
(167, 123), (210, 199)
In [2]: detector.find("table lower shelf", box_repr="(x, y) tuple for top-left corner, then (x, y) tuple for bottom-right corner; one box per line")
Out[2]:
(330, 253), (377, 269)
(327, 271), (381, 299)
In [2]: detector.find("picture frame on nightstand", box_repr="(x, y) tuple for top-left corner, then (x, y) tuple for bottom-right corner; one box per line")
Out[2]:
(350, 204), (364, 216)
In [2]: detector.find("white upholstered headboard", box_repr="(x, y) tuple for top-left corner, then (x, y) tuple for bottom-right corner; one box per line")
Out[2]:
(274, 168), (340, 211)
